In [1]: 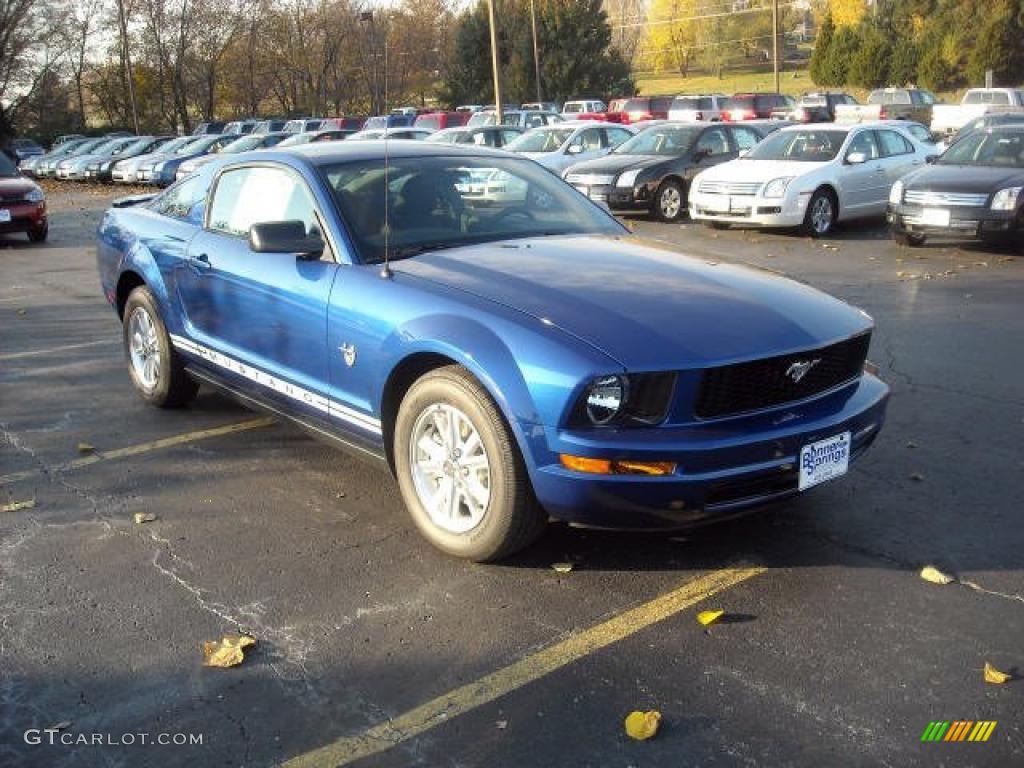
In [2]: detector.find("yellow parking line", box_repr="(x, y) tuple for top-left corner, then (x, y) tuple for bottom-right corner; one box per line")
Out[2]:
(0, 417), (275, 486)
(0, 339), (115, 361)
(283, 565), (767, 768)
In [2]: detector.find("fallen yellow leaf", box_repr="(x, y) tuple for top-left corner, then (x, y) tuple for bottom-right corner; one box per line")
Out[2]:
(919, 566), (954, 585)
(984, 662), (1012, 685)
(1, 499), (36, 513)
(624, 710), (661, 740)
(697, 609), (724, 626)
(551, 562), (573, 573)
(77, 442), (95, 454)
(202, 634), (256, 668)
(133, 512), (157, 524)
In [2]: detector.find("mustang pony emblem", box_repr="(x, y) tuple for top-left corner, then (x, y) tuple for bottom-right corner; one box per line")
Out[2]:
(785, 358), (821, 383)
(340, 343), (357, 367)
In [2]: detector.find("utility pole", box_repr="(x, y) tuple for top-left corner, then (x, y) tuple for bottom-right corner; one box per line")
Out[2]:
(772, 0), (780, 94)
(116, 0), (139, 134)
(486, 0), (503, 124)
(530, 0), (542, 104)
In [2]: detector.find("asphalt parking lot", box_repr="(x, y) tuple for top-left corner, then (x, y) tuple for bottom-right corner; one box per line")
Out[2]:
(1, 182), (1022, 768)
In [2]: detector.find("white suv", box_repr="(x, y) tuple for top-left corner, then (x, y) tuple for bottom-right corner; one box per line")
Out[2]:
(668, 94), (727, 122)
(562, 100), (607, 117)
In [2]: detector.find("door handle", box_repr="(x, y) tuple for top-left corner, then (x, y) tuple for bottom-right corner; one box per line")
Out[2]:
(189, 253), (211, 270)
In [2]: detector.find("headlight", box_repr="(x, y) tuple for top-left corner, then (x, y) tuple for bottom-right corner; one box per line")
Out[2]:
(573, 372), (676, 427)
(889, 179), (904, 205)
(762, 177), (794, 198)
(585, 375), (627, 425)
(991, 186), (1022, 211)
(616, 169), (642, 188)
(153, 162), (166, 172)
(25, 187), (44, 202)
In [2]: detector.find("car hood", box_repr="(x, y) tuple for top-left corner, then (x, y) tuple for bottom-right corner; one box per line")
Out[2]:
(395, 235), (871, 370)
(903, 164), (1024, 193)
(699, 158), (828, 183)
(0, 178), (40, 198)
(567, 154), (672, 175)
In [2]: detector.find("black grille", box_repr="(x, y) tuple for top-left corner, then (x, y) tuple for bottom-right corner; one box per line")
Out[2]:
(695, 332), (871, 419)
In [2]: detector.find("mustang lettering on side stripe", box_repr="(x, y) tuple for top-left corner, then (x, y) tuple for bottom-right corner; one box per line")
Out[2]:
(168, 334), (382, 435)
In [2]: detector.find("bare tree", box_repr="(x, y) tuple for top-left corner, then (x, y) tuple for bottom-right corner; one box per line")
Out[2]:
(57, 0), (106, 129)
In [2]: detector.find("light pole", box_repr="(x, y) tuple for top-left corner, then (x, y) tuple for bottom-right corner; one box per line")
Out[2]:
(530, 0), (542, 104)
(772, 0), (780, 94)
(486, 0), (503, 124)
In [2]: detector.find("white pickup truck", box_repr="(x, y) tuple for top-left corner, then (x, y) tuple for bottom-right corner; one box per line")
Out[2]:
(930, 88), (1024, 135)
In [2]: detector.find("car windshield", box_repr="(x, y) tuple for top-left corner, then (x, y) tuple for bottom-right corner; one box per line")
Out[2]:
(425, 131), (463, 144)
(940, 131), (1024, 167)
(120, 137), (157, 154)
(322, 155), (623, 264)
(0, 153), (19, 177)
(904, 124), (933, 143)
(179, 136), (219, 153)
(613, 125), (702, 156)
(870, 90), (911, 105)
(508, 128), (574, 152)
(746, 129), (847, 161)
(222, 135), (267, 152)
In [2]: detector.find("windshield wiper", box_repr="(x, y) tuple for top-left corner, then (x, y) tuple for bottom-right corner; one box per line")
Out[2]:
(386, 241), (467, 261)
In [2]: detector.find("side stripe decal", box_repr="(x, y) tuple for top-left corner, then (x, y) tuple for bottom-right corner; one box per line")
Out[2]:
(169, 334), (382, 435)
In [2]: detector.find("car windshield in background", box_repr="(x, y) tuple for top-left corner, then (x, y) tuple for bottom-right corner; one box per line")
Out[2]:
(181, 136), (221, 153)
(120, 138), (157, 155)
(672, 97), (711, 110)
(614, 126), (702, 156)
(222, 136), (264, 152)
(322, 155), (622, 264)
(156, 137), (191, 154)
(509, 128), (574, 152)
(0, 153), (18, 177)
(903, 124), (933, 143)
(723, 96), (753, 110)
(870, 91), (910, 105)
(940, 131), (1024, 167)
(746, 129), (847, 162)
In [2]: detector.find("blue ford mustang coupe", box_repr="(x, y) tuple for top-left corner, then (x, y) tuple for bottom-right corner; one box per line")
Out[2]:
(97, 142), (889, 561)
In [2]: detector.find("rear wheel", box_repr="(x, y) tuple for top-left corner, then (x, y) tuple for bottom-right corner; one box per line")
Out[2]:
(394, 365), (546, 562)
(893, 231), (926, 247)
(122, 286), (198, 408)
(27, 224), (47, 243)
(802, 188), (836, 237)
(652, 179), (685, 222)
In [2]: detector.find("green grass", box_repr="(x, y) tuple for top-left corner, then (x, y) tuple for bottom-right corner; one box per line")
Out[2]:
(634, 67), (828, 98)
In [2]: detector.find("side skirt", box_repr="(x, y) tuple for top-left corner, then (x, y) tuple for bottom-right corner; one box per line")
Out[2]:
(185, 366), (391, 471)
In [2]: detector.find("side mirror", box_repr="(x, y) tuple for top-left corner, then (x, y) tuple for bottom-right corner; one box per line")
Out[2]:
(845, 151), (867, 165)
(738, 148), (750, 158)
(249, 220), (324, 259)
(926, 154), (938, 164)
(567, 144), (584, 155)
(693, 147), (710, 162)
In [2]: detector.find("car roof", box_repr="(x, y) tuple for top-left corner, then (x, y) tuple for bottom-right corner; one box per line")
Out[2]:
(273, 139), (515, 167)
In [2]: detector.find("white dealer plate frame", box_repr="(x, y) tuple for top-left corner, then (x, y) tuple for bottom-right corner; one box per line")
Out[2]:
(798, 431), (851, 491)
(921, 208), (951, 227)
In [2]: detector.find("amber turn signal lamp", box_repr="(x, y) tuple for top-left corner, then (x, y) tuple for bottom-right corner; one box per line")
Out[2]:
(560, 454), (676, 476)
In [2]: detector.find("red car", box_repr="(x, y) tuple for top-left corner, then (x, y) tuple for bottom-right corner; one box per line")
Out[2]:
(321, 116), (367, 131)
(607, 96), (675, 124)
(414, 111), (471, 131)
(722, 93), (793, 121)
(0, 152), (46, 242)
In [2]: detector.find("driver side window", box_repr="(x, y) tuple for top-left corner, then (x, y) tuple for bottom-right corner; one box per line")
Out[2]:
(696, 128), (730, 156)
(208, 166), (320, 242)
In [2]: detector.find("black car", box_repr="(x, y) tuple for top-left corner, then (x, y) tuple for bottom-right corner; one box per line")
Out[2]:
(945, 112), (1024, 150)
(888, 125), (1024, 250)
(84, 135), (175, 182)
(563, 121), (782, 221)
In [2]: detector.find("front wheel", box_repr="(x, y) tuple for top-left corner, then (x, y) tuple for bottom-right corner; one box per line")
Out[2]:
(27, 224), (47, 243)
(652, 179), (685, 222)
(394, 365), (546, 562)
(802, 188), (836, 237)
(893, 231), (926, 247)
(122, 286), (198, 408)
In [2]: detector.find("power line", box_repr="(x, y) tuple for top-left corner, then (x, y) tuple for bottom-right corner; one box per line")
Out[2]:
(612, 1), (801, 30)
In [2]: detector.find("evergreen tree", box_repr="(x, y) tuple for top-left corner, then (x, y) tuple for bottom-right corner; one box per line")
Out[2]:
(809, 10), (835, 86)
(966, 0), (1024, 86)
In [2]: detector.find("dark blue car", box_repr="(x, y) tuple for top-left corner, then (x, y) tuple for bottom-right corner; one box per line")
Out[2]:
(96, 142), (888, 560)
(145, 135), (235, 186)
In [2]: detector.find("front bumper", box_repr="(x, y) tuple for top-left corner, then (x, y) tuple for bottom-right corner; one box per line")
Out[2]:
(0, 201), (47, 233)
(528, 373), (889, 529)
(887, 203), (1018, 240)
(689, 189), (807, 227)
(570, 181), (652, 212)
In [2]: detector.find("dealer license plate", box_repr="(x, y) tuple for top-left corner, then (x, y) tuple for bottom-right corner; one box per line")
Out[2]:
(0, 209), (11, 222)
(704, 195), (730, 213)
(921, 208), (950, 227)
(798, 431), (851, 491)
